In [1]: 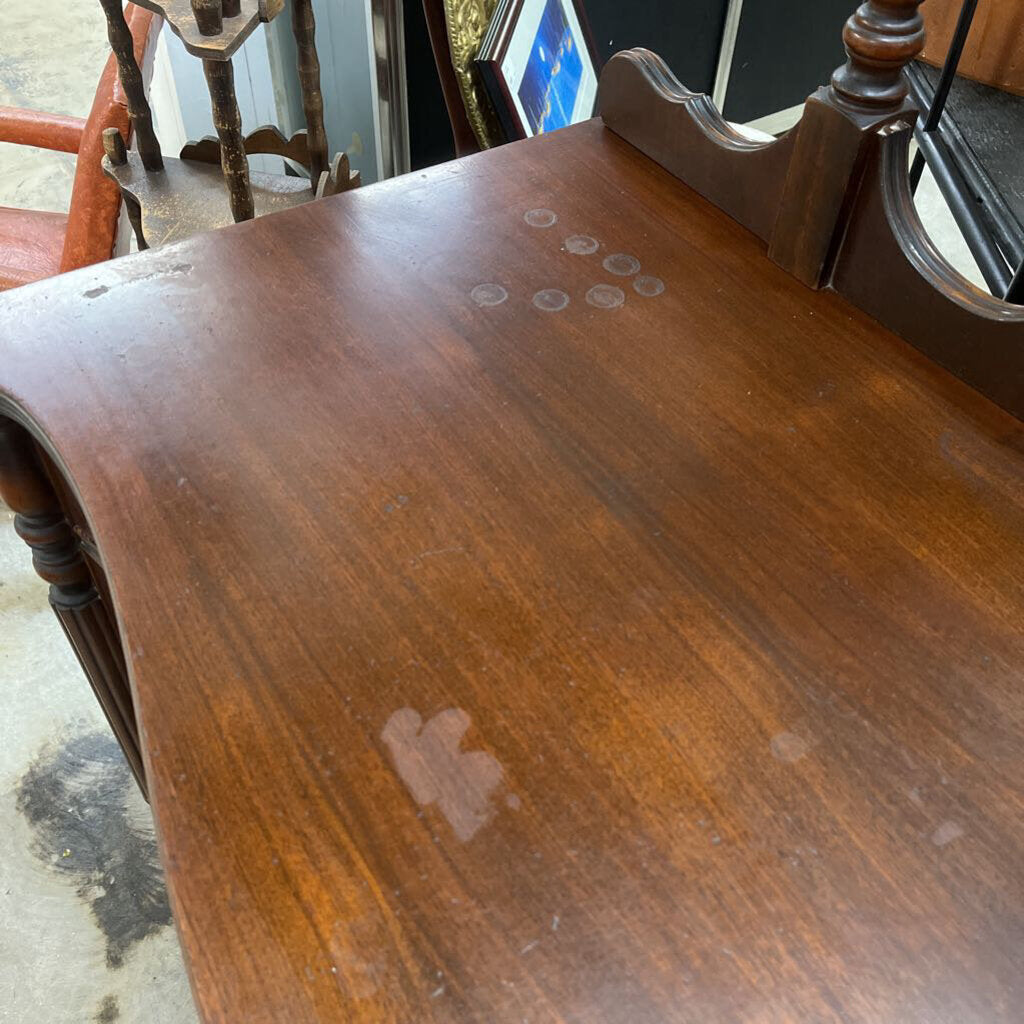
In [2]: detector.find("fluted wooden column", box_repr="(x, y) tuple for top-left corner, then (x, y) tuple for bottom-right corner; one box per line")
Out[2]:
(0, 419), (147, 797)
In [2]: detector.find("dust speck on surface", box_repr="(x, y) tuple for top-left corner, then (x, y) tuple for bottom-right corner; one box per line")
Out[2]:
(932, 820), (964, 847)
(564, 234), (599, 255)
(524, 208), (557, 228)
(94, 994), (120, 1023)
(470, 283), (509, 307)
(586, 283), (625, 309)
(602, 253), (641, 276)
(15, 730), (172, 969)
(83, 285), (110, 299)
(770, 731), (809, 764)
(533, 288), (569, 312)
(505, 793), (521, 811)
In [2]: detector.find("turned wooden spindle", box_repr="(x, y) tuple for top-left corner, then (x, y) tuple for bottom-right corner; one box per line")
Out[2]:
(830, 0), (926, 112)
(102, 126), (128, 166)
(203, 58), (256, 222)
(97, 0), (163, 171)
(191, 0), (223, 36)
(223, 0), (242, 17)
(291, 0), (329, 186)
(0, 419), (147, 797)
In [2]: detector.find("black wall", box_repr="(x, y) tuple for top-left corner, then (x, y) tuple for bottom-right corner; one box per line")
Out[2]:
(723, 0), (851, 122)
(404, 0), (730, 170)
(404, 0), (854, 170)
(586, 0), (727, 94)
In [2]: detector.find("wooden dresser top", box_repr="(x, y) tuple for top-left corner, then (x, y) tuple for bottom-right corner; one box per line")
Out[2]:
(2, 120), (1022, 1022)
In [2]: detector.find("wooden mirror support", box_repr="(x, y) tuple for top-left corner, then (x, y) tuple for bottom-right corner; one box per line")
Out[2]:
(98, 0), (358, 248)
(599, 0), (1024, 420)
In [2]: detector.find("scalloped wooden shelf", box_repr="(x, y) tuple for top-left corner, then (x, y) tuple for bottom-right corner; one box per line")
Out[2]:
(102, 152), (315, 249)
(129, 0), (284, 60)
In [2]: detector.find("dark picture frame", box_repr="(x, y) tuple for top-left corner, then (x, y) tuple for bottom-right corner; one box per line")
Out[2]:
(476, 0), (601, 142)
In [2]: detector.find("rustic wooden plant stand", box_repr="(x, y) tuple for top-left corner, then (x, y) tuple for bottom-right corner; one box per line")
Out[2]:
(96, 0), (358, 249)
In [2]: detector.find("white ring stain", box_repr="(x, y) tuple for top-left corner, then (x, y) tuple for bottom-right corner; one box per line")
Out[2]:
(586, 284), (625, 309)
(524, 208), (558, 228)
(533, 288), (570, 312)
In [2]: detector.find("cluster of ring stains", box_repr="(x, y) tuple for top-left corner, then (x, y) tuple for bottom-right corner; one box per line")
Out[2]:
(470, 208), (666, 312)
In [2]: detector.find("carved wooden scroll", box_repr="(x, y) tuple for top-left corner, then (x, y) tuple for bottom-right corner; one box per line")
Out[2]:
(600, 0), (1024, 420)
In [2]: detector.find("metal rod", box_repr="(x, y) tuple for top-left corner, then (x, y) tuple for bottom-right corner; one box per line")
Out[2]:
(97, 0), (164, 171)
(290, 0), (329, 186)
(202, 58), (255, 222)
(1006, 260), (1024, 304)
(905, 68), (1013, 293)
(914, 126), (1011, 294)
(924, 0), (978, 132)
(909, 0), (977, 190)
(906, 64), (1024, 267)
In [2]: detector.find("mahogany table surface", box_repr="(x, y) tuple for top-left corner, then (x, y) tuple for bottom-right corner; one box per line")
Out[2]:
(1, 119), (1022, 1023)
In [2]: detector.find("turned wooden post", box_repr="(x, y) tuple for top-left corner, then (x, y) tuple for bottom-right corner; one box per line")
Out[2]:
(202, 58), (256, 222)
(97, 0), (163, 171)
(191, 0), (223, 35)
(0, 419), (147, 797)
(291, 0), (329, 186)
(831, 0), (926, 112)
(768, 0), (925, 286)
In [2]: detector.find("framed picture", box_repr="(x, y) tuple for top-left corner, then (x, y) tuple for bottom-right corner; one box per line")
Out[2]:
(476, 0), (600, 142)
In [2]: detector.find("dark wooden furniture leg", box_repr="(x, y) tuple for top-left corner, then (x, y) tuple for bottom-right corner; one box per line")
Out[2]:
(202, 57), (255, 222)
(97, 0), (164, 171)
(0, 418), (147, 797)
(291, 0), (329, 186)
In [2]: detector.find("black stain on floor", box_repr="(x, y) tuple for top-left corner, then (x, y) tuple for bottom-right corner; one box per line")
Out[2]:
(95, 994), (120, 1023)
(15, 729), (172, 968)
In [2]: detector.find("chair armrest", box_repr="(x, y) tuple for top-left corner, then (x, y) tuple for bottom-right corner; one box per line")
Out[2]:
(0, 107), (86, 154)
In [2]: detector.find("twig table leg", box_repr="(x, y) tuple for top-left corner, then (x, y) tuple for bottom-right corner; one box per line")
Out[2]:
(291, 0), (329, 186)
(96, 0), (163, 171)
(202, 58), (255, 223)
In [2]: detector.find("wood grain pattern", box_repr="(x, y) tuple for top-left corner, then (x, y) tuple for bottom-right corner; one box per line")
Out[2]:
(921, 0), (1024, 96)
(2, 120), (1023, 1022)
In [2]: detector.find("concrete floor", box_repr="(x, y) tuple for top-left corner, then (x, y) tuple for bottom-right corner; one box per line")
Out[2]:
(0, 4), (993, 1023)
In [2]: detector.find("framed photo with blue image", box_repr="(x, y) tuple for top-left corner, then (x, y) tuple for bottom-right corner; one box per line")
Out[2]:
(476, 0), (600, 142)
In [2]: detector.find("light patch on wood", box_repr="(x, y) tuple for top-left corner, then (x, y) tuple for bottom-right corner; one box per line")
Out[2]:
(770, 731), (809, 763)
(382, 708), (504, 841)
(931, 820), (964, 847)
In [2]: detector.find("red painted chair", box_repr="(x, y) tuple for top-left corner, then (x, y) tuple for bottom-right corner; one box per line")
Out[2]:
(0, 4), (160, 291)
